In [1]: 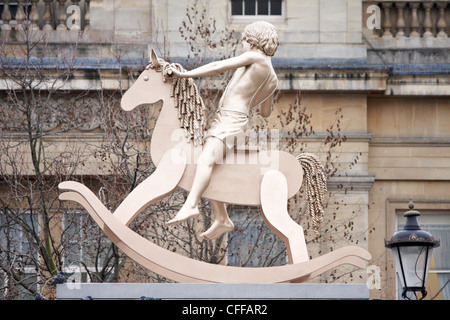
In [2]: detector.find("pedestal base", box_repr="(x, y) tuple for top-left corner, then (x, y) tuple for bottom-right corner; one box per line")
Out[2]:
(56, 283), (369, 300)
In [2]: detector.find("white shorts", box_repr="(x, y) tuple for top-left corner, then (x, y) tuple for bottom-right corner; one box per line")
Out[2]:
(206, 109), (249, 150)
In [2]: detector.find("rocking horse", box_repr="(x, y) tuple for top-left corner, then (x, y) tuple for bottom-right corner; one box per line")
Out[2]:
(58, 49), (371, 283)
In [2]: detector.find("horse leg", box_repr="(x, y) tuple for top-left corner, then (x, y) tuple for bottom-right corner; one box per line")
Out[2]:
(199, 200), (234, 240)
(260, 170), (309, 264)
(113, 147), (187, 226)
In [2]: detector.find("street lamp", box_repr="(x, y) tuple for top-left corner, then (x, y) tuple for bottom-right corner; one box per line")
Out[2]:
(385, 201), (440, 300)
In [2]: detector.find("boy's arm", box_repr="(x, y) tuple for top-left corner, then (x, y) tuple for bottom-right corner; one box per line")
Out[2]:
(260, 95), (273, 118)
(170, 52), (258, 78)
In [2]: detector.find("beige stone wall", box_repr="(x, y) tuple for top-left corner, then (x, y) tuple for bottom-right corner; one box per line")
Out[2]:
(368, 97), (450, 138)
(257, 92), (368, 132)
(91, 0), (152, 40)
(367, 96), (450, 299)
(368, 97), (450, 181)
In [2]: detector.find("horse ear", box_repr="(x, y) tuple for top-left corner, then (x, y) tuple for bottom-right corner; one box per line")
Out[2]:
(150, 49), (161, 69)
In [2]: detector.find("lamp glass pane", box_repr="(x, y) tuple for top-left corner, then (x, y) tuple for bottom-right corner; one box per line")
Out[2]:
(397, 246), (432, 288)
(392, 247), (405, 288)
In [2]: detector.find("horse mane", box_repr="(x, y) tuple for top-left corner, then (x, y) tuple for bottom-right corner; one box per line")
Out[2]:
(148, 59), (205, 146)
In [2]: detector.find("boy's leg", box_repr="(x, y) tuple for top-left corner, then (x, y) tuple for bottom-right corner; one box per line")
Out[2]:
(167, 137), (226, 226)
(199, 200), (234, 240)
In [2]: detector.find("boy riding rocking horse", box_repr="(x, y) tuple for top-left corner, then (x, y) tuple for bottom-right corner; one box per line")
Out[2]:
(166, 21), (279, 241)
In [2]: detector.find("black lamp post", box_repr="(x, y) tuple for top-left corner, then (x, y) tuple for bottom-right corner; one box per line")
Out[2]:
(385, 201), (440, 300)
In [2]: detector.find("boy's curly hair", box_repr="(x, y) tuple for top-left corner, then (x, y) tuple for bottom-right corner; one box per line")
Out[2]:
(241, 21), (279, 56)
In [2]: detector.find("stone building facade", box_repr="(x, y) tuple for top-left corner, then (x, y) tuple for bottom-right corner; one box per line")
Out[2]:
(0, 0), (448, 300)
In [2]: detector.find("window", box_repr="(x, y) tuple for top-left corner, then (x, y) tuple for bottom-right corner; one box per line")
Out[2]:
(0, 212), (40, 299)
(0, 212), (39, 268)
(0, 271), (38, 300)
(231, 0), (282, 16)
(14, 273), (38, 300)
(64, 211), (111, 278)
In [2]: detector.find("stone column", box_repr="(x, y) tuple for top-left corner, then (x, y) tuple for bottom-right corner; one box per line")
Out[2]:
(15, 0), (26, 31)
(381, 2), (393, 38)
(43, 0), (54, 31)
(1, 0), (12, 31)
(422, 2), (433, 38)
(395, 2), (406, 38)
(409, 2), (421, 38)
(436, 2), (448, 38)
(56, 0), (68, 30)
(85, 0), (91, 30)
(29, 0), (40, 30)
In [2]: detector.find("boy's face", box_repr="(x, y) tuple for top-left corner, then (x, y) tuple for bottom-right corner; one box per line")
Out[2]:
(242, 39), (251, 53)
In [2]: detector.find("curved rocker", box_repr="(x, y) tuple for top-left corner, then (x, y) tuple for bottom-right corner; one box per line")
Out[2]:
(58, 181), (371, 283)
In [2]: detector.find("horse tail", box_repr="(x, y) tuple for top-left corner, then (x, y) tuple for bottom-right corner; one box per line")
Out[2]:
(296, 153), (327, 235)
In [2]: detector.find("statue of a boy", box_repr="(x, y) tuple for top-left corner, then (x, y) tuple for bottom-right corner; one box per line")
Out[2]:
(167, 21), (279, 240)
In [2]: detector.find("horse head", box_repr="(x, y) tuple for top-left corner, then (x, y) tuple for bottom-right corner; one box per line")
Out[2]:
(121, 49), (171, 112)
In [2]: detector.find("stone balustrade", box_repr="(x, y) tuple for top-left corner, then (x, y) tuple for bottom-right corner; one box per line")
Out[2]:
(364, 1), (449, 38)
(0, 0), (90, 31)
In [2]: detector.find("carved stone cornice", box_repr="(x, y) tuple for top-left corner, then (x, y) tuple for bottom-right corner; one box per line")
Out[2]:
(327, 175), (376, 192)
(370, 137), (450, 147)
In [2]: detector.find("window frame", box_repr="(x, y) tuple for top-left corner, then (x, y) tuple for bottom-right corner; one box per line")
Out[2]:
(62, 210), (113, 283)
(0, 211), (41, 299)
(228, 0), (286, 24)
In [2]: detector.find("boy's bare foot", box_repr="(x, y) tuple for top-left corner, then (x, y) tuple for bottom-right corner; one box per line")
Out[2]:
(167, 204), (200, 226)
(199, 219), (234, 240)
